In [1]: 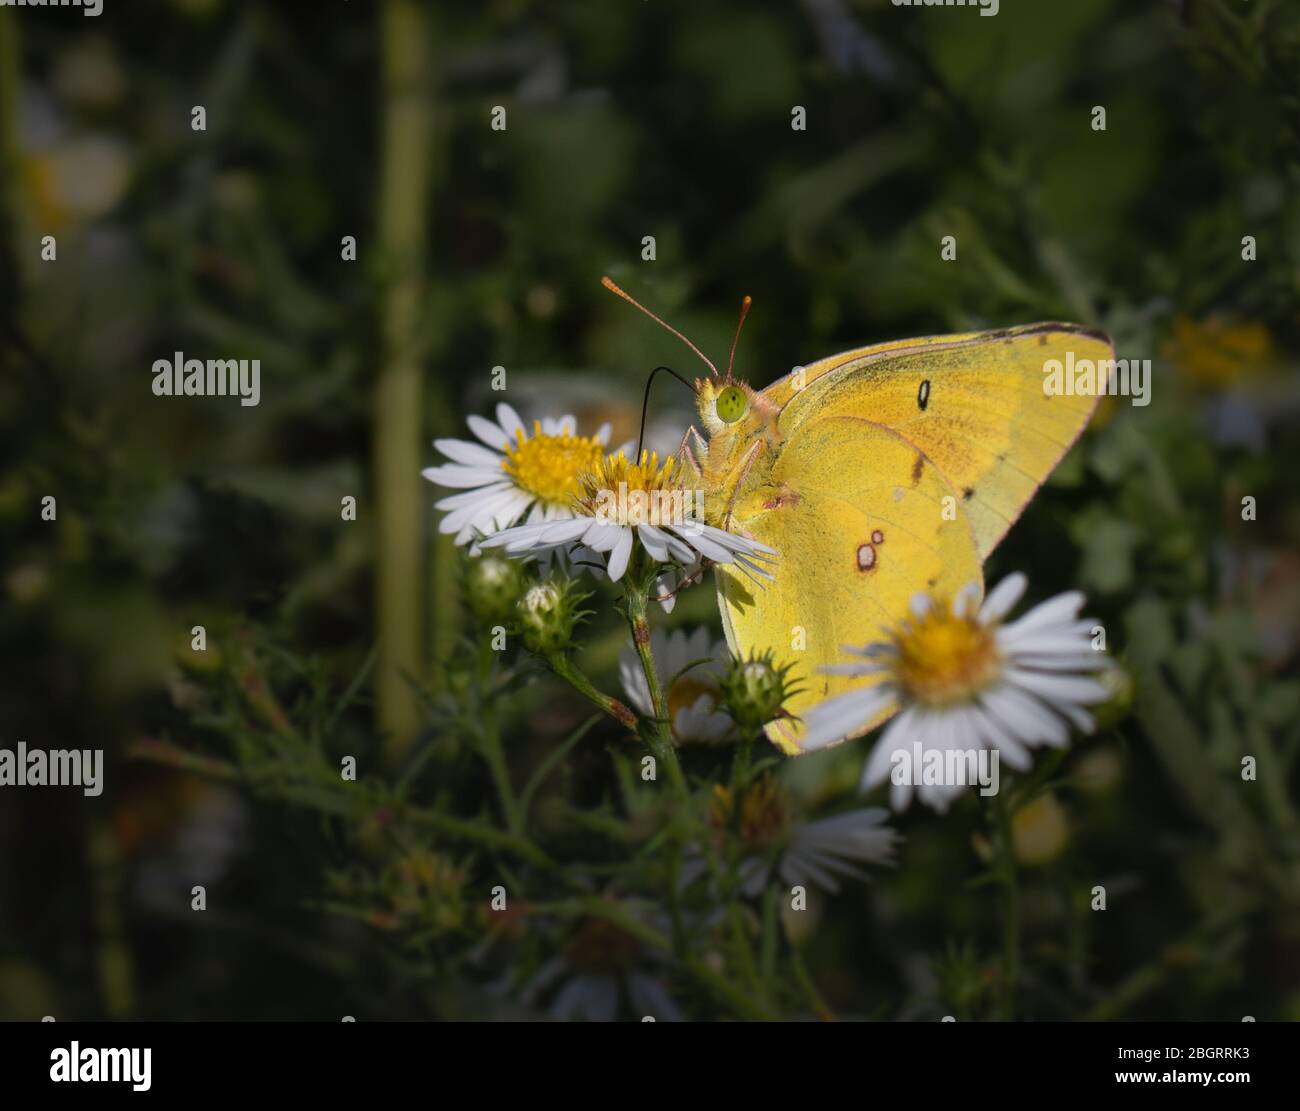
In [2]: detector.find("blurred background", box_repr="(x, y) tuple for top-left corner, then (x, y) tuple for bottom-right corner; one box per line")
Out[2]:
(1, 0), (1298, 1020)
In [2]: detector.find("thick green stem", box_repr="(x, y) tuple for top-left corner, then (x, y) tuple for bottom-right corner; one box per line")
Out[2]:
(731, 732), (756, 796)
(376, 0), (434, 759)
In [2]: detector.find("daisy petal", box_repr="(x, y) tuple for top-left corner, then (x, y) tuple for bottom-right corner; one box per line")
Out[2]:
(467, 414), (511, 450)
(980, 572), (1028, 621)
(434, 438), (504, 468)
(495, 403), (526, 440)
(606, 527), (634, 582)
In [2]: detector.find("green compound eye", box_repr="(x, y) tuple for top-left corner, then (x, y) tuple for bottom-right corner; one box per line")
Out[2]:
(715, 385), (748, 424)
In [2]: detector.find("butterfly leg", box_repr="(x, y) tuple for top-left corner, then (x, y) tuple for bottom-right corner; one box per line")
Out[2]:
(721, 439), (763, 530)
(678, 425), (706, 478)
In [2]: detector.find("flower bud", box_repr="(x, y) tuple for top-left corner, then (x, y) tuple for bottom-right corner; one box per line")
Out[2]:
(1011, 793), (1069, 867)
(719, 649), (799, 733)
(464, 553), (526, 625)
(516, 578), (589, 655)
(1091, 662), (1135, 730)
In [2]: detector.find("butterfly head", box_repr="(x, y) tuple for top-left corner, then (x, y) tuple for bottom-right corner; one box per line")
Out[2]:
(600, 276), (775, 440)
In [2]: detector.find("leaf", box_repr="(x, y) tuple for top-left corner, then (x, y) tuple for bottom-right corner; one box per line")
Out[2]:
(1124, 599), (1177, 667)
(520, 714), (602, 822)
(663, 656), (717, 690)
(1132, 665), (1259, 844)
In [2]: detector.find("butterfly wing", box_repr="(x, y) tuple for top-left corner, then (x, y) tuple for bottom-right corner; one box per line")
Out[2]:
(716, 415), (982, 754)
(763, 324), (1113, 558)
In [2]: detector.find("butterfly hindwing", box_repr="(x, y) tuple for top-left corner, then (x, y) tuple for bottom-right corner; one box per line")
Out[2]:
(715, 415), (983, 754)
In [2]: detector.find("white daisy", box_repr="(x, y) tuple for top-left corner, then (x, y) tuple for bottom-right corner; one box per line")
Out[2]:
(800, 573), (1111, 813)
(481, 449), (777, 585)
(422, 403), (613, 547)
(683, 774), (898, 895)
(521, 913), (683, 1022)
(652, 558), (704, 614)
(618, 627), (734, 745)
(778, 807), (900, 893)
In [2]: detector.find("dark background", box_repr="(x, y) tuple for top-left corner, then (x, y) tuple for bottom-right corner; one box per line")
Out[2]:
(1, 0), (1298, 1020)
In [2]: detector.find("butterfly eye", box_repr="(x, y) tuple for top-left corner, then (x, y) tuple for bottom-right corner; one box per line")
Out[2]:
(715, 385), (748, 424)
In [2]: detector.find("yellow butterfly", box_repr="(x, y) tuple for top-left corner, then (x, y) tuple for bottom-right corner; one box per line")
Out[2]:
(603, 279), (1113, 755)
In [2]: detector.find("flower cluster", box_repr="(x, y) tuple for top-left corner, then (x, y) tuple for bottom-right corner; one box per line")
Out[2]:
(427, 408), (1114, 814)
(418, 404), (1120, 1020)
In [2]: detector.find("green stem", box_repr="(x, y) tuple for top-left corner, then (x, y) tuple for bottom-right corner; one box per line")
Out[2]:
(477, 638), (521, 834)
(698, 830), (766, 1005)
(133, 736), (552, 869)
(546, 653), (638, 730)
(666, 841), (687, 959)
(0, 8), (26, 290)
(790, 943), (833, 1021)
(128, 737), (239, 781)
(994, 789), (1019, 1020)
(731, 731), (756, 795)
(403, 806), (553, 869)
(624, 583), (686, 797)
(531, 897), (773, 1021)
(376, 0), (435, 760)
(89, 819), (135, 1019)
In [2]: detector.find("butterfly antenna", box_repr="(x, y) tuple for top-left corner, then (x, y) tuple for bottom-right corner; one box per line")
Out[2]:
(726, 295), (753, 384)
(636, 365), (697, 463)
(601, 276), (719, 378)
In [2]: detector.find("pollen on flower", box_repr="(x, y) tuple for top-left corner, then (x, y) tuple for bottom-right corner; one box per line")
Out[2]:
(578, 450), (699, 527)
(501, 421), (605, 504)
(891, 604), (1001, 705)
(667, 674), (719, 723)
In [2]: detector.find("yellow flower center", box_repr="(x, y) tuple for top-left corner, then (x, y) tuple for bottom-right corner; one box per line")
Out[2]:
(891, 604), (1001, 705)
(577, 450), (700, 527)
(1163, 317), (1275, 387)
(708, 774), (789, 846)
(667, 675), (719, 729)
(501, 421), (605, 505)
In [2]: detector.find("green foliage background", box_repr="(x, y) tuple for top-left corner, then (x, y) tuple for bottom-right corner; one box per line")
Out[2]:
(1, 0), (1297, 1020)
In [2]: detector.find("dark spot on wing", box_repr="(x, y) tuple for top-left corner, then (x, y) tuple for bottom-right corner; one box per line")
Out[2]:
(762, 488), (801, 511)
(1038, 334), (1048, 346)
(917, 379), (931, 411)
(911, 453), (925, 484)
(962, 487), (974, 500)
